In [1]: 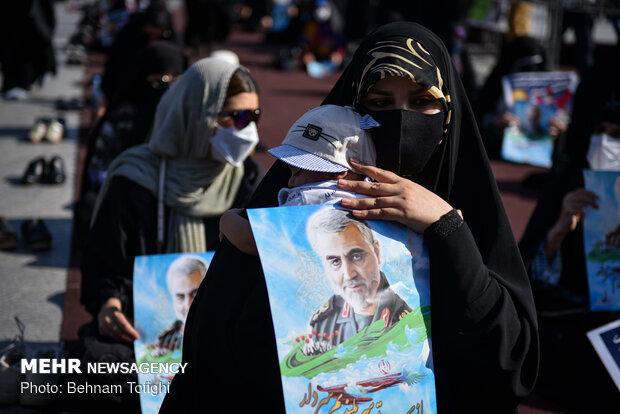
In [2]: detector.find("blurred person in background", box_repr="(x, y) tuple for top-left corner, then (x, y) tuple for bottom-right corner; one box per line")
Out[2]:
(473, 36), (547, 159)
(184, 0), (234, 58)
(74, 40), (188, 246)
(519, 101), (620, 412)
(101, 0), (177, 104)
(0, 0), (56, 100)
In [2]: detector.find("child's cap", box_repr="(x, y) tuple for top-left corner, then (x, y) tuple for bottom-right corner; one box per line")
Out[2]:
(268, 105), (379, 173)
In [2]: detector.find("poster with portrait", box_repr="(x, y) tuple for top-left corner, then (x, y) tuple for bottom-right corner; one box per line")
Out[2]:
(133, 252), (214, 414)
(587, 318), (620, 391)
(501, 71), (578, 168)
(583, 169), (620, 311)
(248, 204), (435, 413)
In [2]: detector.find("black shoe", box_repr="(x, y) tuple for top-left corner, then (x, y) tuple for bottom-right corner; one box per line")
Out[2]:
(0, 217), (18, 250)
(20, 157), (46, 185)
(21, 219), (51, 251)
(44, 156), (66, 184)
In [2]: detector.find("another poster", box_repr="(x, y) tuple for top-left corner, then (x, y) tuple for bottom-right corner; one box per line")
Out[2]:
(133, 252), (214, 414)
(248, 204), (435, 413)
(587, 318), (620, 391)
(583, 169), (620, 311)
(501, 71), (578, 168)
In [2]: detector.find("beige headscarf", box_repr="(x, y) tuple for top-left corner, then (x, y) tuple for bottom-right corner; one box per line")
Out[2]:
(92, 57), (248, 252)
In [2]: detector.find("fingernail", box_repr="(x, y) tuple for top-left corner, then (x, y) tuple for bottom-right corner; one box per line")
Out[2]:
(340, 198), (351, 205)
(350, 157), (360, 164)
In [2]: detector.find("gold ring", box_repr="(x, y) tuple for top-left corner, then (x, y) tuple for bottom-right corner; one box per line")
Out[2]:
(111, 324), (118, 332)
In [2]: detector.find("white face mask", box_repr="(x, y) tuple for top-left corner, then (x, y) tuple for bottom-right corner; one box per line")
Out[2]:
(210, 122), (259, 167)
(587, 133), (620, 171)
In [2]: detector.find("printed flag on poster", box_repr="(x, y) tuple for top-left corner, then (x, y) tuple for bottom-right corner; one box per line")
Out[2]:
(501, 71), (578, 168)
(132, 252), (214, 414)
(583, 169), (620, 310)
(248, 204), (436, 413)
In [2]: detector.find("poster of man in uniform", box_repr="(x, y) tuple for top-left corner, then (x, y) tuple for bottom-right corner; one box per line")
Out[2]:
(583, 169), (620, 310)
(248, 204), (436, 413)
(500, 71), (578, 168)
(133, 252), (214, 413)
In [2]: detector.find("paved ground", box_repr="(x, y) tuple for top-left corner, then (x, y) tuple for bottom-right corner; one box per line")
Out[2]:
(0, 1), (83, 412)
(0, 0), (82, 358)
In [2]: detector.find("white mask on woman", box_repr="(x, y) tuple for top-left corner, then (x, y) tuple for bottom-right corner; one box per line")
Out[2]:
(210, 122), (259, 166)
(586, 133), (620, 171)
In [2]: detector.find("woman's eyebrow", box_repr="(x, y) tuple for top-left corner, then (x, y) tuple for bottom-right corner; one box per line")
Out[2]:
(366, 89), (392, 96)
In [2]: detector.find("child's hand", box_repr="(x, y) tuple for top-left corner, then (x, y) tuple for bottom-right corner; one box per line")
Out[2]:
(220, 208), (244, 239)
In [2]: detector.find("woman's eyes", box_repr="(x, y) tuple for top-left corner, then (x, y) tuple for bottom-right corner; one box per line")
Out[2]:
(410, 98), (436, 107)
(367, 99), (391, 108)
(365, 96), (440, 110)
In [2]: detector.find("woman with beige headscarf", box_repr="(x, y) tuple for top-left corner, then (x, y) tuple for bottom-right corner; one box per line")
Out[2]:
(74, 57), (263, 412)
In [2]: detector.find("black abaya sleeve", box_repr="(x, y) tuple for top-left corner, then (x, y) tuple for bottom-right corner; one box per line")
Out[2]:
(425, 222), (538, 412)
(81, 176), (160, 318)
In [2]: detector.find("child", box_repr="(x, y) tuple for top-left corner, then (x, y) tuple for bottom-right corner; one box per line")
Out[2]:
(220, 104), (378, 255)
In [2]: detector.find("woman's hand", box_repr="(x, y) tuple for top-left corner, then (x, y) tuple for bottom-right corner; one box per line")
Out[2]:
(338, 159), (454, 233)
(545, 188), (599, 260)
(548, 117), (568, 138)
(557, 188), (599, 233)
(497, 111), (520, 129)
(97, 297), (140, 343)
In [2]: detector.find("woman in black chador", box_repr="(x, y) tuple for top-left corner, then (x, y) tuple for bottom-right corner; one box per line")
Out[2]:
(162, 22), (538, 413)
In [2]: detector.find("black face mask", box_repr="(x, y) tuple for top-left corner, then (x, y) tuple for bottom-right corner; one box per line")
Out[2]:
(362, 109), (445, 176)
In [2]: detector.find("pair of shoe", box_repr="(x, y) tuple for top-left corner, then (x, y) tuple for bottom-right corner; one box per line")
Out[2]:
(64, 44), (86, 65)
(28, 117), (65, 143)
(0, 218), (51, 251)
(0, 217), (18, 250)
(4, 87), (29, 101)
(21, 219), (52, 251)
(54, 98), (83, 111)
(21, 156), (66, 185)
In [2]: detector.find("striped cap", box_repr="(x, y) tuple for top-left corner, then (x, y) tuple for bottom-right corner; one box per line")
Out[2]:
(268, 105), (378, 173)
